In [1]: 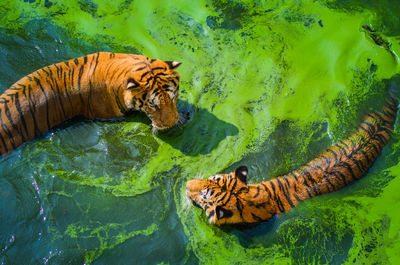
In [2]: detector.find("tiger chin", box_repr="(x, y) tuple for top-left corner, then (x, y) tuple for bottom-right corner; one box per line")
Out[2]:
(0, 52), (182, 156)
(186, 94), (398, 226)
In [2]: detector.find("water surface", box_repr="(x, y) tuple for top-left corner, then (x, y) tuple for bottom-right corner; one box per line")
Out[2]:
(1, 0), (400, 264)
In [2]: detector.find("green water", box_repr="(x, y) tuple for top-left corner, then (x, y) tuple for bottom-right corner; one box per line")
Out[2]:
(1, 0), (400, 264)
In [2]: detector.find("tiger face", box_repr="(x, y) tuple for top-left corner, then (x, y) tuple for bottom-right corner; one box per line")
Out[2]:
(121, 56), (182, 131)
(186, 166), (274, 225)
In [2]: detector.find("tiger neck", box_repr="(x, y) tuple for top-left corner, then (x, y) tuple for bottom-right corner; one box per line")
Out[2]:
(247, 175), (302, 218)
(244, 182), (283, 221)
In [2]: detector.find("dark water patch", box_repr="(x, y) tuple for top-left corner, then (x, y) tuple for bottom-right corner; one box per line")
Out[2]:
(282, 7), (316, 28)
(227, 119), (331, 182)
(158, 100), (239, 156)
(326, 0), (400, 35)
(0, 19), (111, 90)
(93, 177), (188, 264)
(78, 0), (98, 17)
(206, 0), (249, 30)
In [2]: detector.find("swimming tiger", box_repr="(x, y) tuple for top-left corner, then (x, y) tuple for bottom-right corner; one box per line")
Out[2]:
(186, 93), (398, 225)
(0, 52), (182, 156)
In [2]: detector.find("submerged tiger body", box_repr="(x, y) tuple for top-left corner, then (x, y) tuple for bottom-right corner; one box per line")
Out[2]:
(0, 52), (182, 155)
(186, 95), (398, 225)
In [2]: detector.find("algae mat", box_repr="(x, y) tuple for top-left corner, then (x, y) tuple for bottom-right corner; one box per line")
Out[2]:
(1, 0), (400, 264)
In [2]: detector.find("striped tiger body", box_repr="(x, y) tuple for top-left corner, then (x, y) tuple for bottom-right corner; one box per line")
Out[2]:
(186, 95), (398, 225)
(0, 52), (182, 156)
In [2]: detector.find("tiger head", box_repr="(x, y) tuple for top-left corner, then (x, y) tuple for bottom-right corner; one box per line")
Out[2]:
(120, 55), (182, 131)
(186, 166), (275, 226)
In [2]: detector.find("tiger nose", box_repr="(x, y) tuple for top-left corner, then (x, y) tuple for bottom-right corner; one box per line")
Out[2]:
(160, 108), (179, 127)
(186, 179), (206, 193)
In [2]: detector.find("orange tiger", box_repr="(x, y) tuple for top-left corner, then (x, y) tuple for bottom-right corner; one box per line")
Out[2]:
(186, 94), (398, 225)
(0, 52), (182, 156)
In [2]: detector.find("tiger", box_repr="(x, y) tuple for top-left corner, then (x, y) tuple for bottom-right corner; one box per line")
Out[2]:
(0, 52), (182, 156)
(186, 93), (398, 225)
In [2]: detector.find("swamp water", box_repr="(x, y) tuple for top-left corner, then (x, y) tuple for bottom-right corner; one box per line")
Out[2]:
(1, 0), (400, 264)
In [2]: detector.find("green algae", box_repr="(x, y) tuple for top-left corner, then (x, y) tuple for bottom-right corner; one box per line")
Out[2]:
(1, 0), (400, 264)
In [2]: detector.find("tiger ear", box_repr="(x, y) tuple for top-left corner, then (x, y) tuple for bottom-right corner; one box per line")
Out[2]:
(165, 61), (182, 70)
(235, 166), (248, 184)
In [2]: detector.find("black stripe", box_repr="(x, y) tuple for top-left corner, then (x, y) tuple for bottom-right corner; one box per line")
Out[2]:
(0, 98), (9, 104)
(255, 202), (266, 208)
(362, 121), (375, 134)
(0, 109), (16, 149)
(319, 155), (331, 170)
(208, 210), (215, 219)
(337, 143), (348, 156)
(111, 87), (127, 114)
(349, 156), (365, 174)
(300, 176), (313, 198)
(283, 177), (292, 190)
(367, 113), (380, 122)
(380, 126), (393, 137)
(369, 141), (380, 156)
(54, 64), (62, 79)
(217, 179), (237, 205)
(0, 130), (8, 153)
(77, 65), (85, 105)
(13, 93), (30, 139)
(330, 170), (347, 186)
(63, 71), (73, 113)
(53, 78), (67, 120)
(27, 85), (40, 136)
(382, 109), (394, 120)
(135, 66), (147, 71)
(360, 150), (371, 164)
(359, 124), (373, 137)
(139, 70), (151, 81)
(337, 161), (357, 181)
(270, 180), (285, 212)
(374, 133), (387, 146)
(289, 171), (299, 182)
(235, 198), (244, 218)
(151, 67), (165, 71)
(276, 178), (295, 208)
(251, 213), (263, 222)
(3, 96), (26, 142)
(322, 174), (335, 191)
(303, 170), (320, 195)
(293, 193), (302, 202)
(34, 77), (50, 130)
(44, 67), (63, 123)
(41, 67), (50, 77)
(327, 149), (338, 161)
(86, 53), (100, 117)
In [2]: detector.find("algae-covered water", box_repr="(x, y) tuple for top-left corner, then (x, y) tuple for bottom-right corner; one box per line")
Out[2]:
(1, 0), (400, 264)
